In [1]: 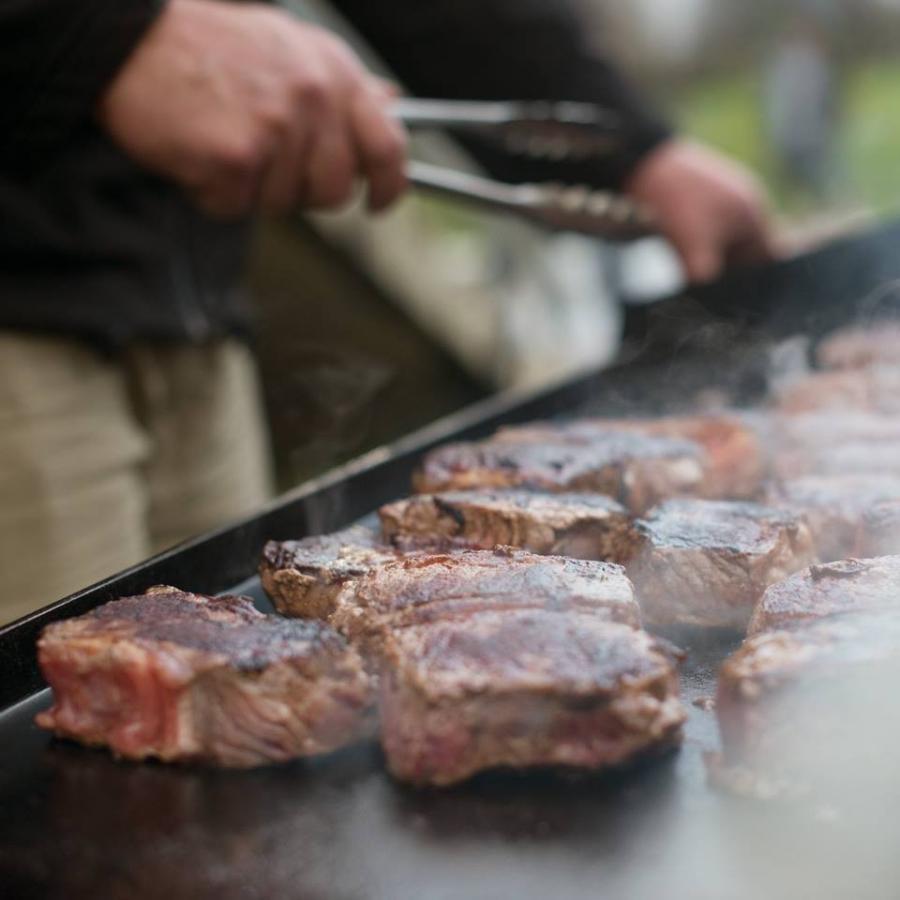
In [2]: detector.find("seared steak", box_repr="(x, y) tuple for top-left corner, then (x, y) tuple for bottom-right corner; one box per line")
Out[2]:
(861, 500), (900, 557)
(765, 475), (900, 561)
(816, 323), (900, 370)
(36, 587), (373, 767)
(747, 556), (900, 635)
(773, 367), (900, 414)
(379, 490), (636, 562)
(495, 413), (764, 499)
(629, 499), (816, 629)
(414, 435), (705, 514)
(328, 548), (641, 659)
(379, 609), (685, 786)
(260, 525), (397, 619)
(716, 611), (900, 786)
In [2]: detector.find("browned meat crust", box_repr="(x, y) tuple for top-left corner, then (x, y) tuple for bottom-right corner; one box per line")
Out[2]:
(330, 548), (641, 660)
(260, 525), (397, 619)
(35, 587), (373, 767)
(716, 612), (900, 780)
(860, 500), (900, 557)
(815, 323), (900, 370)
(747, 555), (900, 636)
(379, 490), (636, 562)
(764, 475), (900, 561)
(414, 435), (705, 514)
(379, 610), (685, 785)
(629, 499), (816, 629)
(495, 413), (765, 499)
(773, 367), (900, 414)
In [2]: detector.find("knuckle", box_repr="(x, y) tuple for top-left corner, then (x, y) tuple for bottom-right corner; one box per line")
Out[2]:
(368, 127), (407, 168)
(214, 136), (264, 179)
(293, 75), (331, 113)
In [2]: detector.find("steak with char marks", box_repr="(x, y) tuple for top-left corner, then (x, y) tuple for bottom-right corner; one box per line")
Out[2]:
(765, 475), (900, 561)
(495, 413), (764, 499)
(414, 435), (705, 514)
(329, 548), (641, 661)
(260, 525), (396, 619)
(715, 611), (900, 789)
(379, 490), (636, 562)
(747, 555), (900, 636)
(629, 499), (816, 629)
(36, 587), (373, 767)
(379, 609), (685, 786)
(815, 323), (900, 370)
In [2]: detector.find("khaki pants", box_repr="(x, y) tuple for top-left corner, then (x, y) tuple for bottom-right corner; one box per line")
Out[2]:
(0, 334), (273, 625)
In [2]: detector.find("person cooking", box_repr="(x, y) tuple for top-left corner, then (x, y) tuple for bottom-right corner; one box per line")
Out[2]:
(0, 0), (774, 623)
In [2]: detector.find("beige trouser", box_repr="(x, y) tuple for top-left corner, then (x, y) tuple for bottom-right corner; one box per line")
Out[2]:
(0, 334), (273, 625)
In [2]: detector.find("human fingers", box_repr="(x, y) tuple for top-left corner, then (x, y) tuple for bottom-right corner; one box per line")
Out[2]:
(350, 85), (408, 212)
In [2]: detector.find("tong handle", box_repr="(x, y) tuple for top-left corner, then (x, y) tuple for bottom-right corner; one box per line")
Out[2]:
(392, 97), (622, 162)
(407, 161), (655, 242)
(392, 98), (619, 131)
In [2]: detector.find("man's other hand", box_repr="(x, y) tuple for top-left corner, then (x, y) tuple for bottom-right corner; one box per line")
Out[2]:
(98, 0), (408, 218)
(626, 140), (775, 284)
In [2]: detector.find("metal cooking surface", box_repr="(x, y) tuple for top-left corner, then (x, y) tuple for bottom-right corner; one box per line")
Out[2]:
(0, 586), (734, 900)
(5, 225), (900, 898)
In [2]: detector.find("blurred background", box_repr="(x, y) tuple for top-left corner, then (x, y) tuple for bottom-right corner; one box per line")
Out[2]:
(252, 0), (900, 492)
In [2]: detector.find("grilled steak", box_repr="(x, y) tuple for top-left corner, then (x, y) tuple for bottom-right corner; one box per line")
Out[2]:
(329, 548), (641, 660)
(773, 367), (900, 414)
(716, 612), (900, 786)
(414, 435), (705, 514)
(747, 556), (900, 635)
(861, 500), (900, 557)
(36, 587), (373, 767)
(260, 525), (397, 619)
(495, 413), (764, 499)
(629, 499), (816, 629)
(379, 490), (636, 562)
(379, 609), (685, 786)
(765, 475), (900, 561)
(816, 323), (900, 370)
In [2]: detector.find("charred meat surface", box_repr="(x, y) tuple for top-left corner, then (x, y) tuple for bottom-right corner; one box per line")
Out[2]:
(716, 612), (900, 787)
(329, 548), (641, 658)
(379, 610), (685, 786)
(379, 490), (636, 562)
(260, 525), (397, 619)
(773, 367), (900, 414)
(747, 555), (900, 636)
(36, 587), (373, 767)
(765, 475), (900, 562)
(414, 435), (705, 514)
(815, 323), (900, 370)
(630, 499), (816, 629)
(495, 413), (764, 499)
(861, 500), (900, 557)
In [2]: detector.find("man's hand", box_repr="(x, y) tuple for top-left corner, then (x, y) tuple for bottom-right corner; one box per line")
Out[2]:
(98, 0), (408, 218)
(626, 140), (775, 283)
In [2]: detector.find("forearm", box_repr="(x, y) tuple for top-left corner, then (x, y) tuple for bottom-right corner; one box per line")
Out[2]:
(0, 0), (165, 170)
(331, 0), (672, 188)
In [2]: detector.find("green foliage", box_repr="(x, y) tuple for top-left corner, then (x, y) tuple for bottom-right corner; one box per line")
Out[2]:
(674, 60), (900, 216)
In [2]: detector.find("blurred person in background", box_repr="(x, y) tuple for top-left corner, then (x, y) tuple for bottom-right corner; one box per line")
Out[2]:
(764, 5), (841, 204)
(0, 0), (773, 623)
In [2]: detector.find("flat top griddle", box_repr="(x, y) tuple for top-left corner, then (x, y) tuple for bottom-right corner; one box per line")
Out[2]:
(4, 221), (900, 900)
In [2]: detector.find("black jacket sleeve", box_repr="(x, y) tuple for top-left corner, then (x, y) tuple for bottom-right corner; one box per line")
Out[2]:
(0, 0), (165, 170)
(331, 0), (673, 189)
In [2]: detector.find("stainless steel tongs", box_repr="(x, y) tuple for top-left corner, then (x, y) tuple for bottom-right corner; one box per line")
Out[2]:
(406, 161), (654, 242)
(392, 97), (621, 162)
(393, 98), (656, 242)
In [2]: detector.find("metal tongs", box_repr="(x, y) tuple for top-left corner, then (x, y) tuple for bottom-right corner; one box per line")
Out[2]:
(393, 98), (656, 242)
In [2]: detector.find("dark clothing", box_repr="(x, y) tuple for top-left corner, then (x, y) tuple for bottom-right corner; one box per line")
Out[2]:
(0, 0), (671, 347)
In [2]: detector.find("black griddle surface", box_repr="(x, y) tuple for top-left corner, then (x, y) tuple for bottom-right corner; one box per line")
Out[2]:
(0, 572), (735, 900)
